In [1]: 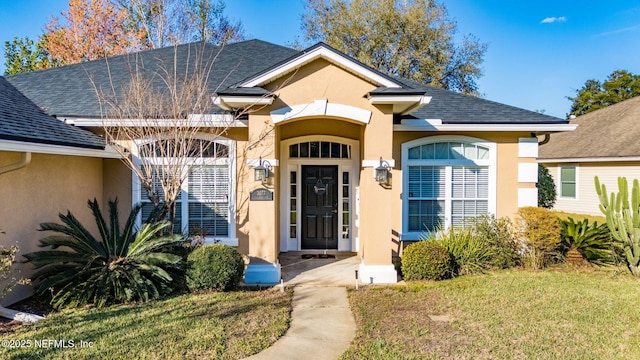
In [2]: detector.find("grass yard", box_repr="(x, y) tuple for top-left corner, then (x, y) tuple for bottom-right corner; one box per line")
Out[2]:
(0, 289), (291, 360)
(342, 269), (640, 359)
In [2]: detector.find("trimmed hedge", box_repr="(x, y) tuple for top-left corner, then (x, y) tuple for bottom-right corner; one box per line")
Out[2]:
(401, 240), (453, 281)
(186, 244), (245, 291)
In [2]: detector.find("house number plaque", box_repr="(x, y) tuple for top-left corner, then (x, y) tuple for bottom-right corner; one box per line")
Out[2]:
(250, 188), (274, 201)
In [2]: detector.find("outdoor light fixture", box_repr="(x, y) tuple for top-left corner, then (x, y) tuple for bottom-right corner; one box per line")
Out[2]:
(254, 157), (271, 182)
(375, 157), (391, 183)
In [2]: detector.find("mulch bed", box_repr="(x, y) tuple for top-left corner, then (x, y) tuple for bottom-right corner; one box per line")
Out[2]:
(0, 295), (54, 334)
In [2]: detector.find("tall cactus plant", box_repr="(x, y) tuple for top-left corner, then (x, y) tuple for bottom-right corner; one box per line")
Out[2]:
(595, 176), (640, 276)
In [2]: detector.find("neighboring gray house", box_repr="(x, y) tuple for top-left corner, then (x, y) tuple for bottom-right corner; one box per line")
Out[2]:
(539, 96), (640, 216)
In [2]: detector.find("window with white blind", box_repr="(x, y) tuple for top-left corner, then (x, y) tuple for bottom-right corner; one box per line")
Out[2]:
(134, 136), (234, 243)
(402, 137), (495, 237)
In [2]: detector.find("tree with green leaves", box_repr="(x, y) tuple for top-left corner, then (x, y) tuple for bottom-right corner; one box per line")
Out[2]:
(302, 0), (487, 95)
(568, 70), (640, 117)
(3, 37), (54, 76)
(537, 164), (556, 209)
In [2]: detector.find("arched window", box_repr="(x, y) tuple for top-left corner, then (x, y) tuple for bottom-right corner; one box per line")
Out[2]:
(134, 135), (234, 242)
(402, 136), (496, 237)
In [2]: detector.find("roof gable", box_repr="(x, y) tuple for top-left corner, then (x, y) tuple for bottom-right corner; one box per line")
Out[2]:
(238, 42), (404, 89)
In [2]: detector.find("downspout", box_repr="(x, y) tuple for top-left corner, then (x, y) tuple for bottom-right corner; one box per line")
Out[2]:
(0, 151), (44, 323)
(538, 134), (551, 145)
(0, 152), (31, 175)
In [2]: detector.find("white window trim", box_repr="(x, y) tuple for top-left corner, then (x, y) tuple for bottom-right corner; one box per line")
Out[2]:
(400, 135), (497, 240)
(131, 133), (237, 246)
(558, 165), (578, 201)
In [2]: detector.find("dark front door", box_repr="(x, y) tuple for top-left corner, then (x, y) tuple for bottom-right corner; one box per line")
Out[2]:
(302, 165), (338, 249)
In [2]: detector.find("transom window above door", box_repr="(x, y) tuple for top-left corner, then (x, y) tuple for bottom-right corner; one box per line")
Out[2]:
(289, 141), (351, 159)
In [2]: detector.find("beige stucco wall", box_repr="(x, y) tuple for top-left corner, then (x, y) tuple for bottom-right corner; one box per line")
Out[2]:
(238, 58), (397, 267)
(542, 161), (640, 216)
(0, 151), (104, 305)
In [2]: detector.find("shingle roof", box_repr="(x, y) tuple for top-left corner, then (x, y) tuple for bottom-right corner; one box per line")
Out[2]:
(539, 96), (640, 159)
(7, 39), (565, 125)
(397, 79), (565, 124)
(0, 77), (105, 149)
(7, 40), (298, 118)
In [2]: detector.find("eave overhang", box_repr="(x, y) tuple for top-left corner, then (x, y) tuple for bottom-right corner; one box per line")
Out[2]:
(368, 94), (432, 115)
(212, 95), (274, 111)
(394, 119), (577, 132)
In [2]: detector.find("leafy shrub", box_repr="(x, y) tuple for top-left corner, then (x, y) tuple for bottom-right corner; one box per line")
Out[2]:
(560, 217), (614, 266)
(401, 240), (452, 281)
(515, 207), (562, 269)
(23, 199), (187, 309)
(0, 227), (30, 298)
(432, 227), (492, 276)
(471, 214), (520, 269)
(537, 164), (557, 209)
(187, 244), (245, 291)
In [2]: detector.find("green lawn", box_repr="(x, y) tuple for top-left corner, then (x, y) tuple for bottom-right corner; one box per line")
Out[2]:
(342, 269), (640, 359)
(0, 289), (291, 360)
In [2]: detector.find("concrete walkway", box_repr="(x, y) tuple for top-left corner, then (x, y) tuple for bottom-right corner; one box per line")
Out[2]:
(245, 285), (356, 360)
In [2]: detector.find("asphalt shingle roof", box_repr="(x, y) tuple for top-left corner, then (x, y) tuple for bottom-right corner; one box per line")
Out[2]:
(539, 96), (640, 159)
(7, 39), (565, 125)
(0, 77), (104, 149)
(7, 40), (298, 118)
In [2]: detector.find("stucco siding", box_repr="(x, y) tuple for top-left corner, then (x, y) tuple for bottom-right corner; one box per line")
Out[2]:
(544, 161), (640, 216)
(0, 151), (104, 305)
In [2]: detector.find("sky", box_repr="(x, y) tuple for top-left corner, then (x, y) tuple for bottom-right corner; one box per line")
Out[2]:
(1, 0), (639, 119)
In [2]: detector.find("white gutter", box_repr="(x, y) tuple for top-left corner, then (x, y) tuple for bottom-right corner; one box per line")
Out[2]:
(394, 120), (577, 132)
(0, 306), (45, 323)
(0, 152), (31, 175)
(539, 156), (640, 163)
(0, 140), (121, 159)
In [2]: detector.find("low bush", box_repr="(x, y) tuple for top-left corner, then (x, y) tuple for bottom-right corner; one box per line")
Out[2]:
(434, 226), (492, 276)
(516, 207), (562, 269)
(187, 244), (245, 291)
(23, 199), (187, 309)
(401, 240), (452, 281)
(471, 214), (521, 269)
(560, 217), (614, 266)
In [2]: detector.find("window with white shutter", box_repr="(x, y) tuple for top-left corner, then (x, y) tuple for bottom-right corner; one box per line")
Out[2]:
(402, 137), (495, 237)
(134, 136), (234, 242)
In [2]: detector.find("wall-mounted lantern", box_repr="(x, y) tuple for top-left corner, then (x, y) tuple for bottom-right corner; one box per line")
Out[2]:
(254, 157), (272, 182)
(375, 157), (391, 184)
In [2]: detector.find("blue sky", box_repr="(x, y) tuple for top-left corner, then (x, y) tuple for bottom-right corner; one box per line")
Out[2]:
(1, 0), (639, 118)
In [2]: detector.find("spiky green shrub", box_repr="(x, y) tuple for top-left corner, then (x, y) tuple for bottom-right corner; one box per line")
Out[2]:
(560, 217), (614, 266)
(471, 214), (521, 269)
(516, 206), (562, 269)
(401, 240), (452, 281)
(23, 199), (187, 308)
(595, 176), (640, 276)
(186, 244), (245, 291)
(538, 164), (557, 209)
(431, 227), (492, 276)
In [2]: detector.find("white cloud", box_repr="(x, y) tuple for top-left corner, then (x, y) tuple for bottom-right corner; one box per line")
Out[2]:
(541, 16), (567, 24)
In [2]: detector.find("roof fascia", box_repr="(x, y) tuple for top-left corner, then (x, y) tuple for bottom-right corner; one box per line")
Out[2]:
(239, 45), (402, 88)
(368, 94), (432, 114)
(539, 156), (640, 163)
(212, 95), (274, 111)
(65, 114), (248, 127)
(394, 121), (577, 132)
(0, 140), (122, 158)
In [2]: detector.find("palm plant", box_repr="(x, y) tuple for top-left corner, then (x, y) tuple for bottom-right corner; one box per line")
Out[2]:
(23, 198), (187, 309)
(560, 217), (614, 266)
